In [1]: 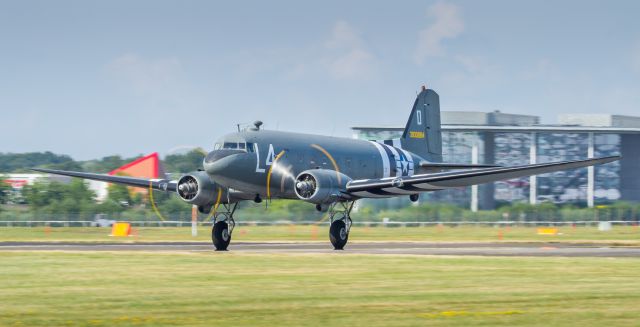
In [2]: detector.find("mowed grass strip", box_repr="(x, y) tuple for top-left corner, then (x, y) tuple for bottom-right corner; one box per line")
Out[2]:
(1, 225), (639, 244)
(1, 252), (639, 326)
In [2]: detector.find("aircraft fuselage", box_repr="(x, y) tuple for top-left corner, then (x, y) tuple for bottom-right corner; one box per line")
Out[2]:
(203, 129), (424, 200)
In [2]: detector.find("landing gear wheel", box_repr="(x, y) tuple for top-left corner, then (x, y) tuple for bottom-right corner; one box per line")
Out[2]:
(212, 221), (231, 251)
(329, 219), (349, 250)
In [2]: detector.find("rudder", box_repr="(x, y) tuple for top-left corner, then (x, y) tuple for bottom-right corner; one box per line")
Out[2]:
(400, 87), (442, 162)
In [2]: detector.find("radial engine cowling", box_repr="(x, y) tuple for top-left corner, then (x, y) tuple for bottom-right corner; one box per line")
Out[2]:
(176, 171), (221, 207)
(294, 169), (351, 204)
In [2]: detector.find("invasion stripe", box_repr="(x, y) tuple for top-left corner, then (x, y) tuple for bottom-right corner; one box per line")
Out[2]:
(377, 141), (397, 177)
(369, 141), (391, 178)
(382, 143), (402, 177)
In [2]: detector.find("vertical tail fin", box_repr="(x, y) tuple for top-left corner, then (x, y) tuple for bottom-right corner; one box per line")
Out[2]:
(400, 87), (442, 162)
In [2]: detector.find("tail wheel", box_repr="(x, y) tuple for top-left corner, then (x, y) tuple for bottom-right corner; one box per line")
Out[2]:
(329, 219), (348, 250)
(212, 221), (231, 251)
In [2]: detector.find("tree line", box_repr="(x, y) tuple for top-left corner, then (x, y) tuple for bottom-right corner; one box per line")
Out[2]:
(1, 150), (639, 222)
(2, 177), (640, 222)
(0, 150), (205, 174)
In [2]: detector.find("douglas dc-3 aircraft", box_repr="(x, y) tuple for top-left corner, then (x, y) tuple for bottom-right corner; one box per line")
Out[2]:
(34, 87), (619, 250)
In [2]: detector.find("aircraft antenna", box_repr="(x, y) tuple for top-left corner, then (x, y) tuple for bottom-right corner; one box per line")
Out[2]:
(253, 120), (263, 130)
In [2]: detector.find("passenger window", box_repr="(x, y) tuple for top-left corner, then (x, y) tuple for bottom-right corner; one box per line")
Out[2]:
(246, 143), (255, 152)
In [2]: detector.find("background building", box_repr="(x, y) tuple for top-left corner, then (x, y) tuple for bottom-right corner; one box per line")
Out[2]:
(353, 112), (640, 210)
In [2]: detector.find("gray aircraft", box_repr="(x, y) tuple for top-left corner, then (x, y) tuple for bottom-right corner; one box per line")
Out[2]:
(34, 87), (619, 250)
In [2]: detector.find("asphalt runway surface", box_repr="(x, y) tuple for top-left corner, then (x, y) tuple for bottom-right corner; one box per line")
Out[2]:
(2, 241), (640, 257)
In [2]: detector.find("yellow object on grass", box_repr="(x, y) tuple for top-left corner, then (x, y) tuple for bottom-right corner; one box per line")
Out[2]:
(110, 222), (131, 237)
(537, 227), (558, 235)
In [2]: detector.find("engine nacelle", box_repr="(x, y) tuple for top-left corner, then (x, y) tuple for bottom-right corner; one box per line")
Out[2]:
(294, 169), (351, 204)
(176, 171), (222, 207)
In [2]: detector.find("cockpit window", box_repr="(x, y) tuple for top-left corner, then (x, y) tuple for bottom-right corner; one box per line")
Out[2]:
(218, 141), (252, 152)
(223, 142), (238, 149)
(214, 138), (254, 152)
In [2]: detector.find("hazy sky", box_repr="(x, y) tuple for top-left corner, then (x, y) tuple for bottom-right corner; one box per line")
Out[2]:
(1, 0), (639, 160)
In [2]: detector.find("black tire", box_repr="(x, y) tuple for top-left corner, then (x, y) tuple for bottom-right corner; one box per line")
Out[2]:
(212, 221), (231, 251)
(329, 220), (348, 250)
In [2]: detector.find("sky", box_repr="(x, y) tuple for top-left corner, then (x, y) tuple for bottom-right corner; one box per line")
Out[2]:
(1, 0), (639, 160)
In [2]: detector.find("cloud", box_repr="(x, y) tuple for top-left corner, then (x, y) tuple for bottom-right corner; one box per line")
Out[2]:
(520, 59), (553, 80)
(106, 54), (184, 95)
(104, 53), (205, 121)
(325, 48), (376, 79)
(414, 2), (464, 64)
(228, 21), (378, 81)
(454, 54), (492, 75)
(322, 21), (377, 80)
(325, 21), (364, 49)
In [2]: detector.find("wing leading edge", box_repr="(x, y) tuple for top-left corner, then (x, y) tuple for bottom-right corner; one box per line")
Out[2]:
(31, 168), (177, 192)
(347, 156), (620, 198)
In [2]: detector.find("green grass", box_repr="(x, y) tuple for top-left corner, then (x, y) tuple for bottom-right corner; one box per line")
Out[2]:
(1, 252), (639, 326)
(1, 225), (639, 245)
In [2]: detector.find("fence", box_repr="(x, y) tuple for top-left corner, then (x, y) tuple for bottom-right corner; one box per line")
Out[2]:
(1, 220), (638, 228)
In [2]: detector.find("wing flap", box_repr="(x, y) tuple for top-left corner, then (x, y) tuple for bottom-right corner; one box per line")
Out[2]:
(347, 156), (619, 196)
(31, 168), (177, 192)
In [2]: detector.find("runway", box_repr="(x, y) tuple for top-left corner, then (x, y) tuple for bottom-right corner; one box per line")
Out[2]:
(2, 241), (640, 257)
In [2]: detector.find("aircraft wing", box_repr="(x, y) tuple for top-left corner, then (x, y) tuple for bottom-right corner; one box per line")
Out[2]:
(31, 168), (177, 192)
(346, 156), (620, 197)
(419, 162), (501, 170)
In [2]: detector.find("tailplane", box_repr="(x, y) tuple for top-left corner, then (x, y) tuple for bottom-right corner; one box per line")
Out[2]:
(400, 86), (442, 162)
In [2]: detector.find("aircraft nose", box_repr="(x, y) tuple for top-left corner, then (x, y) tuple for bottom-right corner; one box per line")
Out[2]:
(203, 150), (244, 175)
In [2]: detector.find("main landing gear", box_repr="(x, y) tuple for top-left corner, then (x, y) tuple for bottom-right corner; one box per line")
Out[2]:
(208, 200), (355, 251)
(328, 201), (355, 250)
(210, 203), (238, 251)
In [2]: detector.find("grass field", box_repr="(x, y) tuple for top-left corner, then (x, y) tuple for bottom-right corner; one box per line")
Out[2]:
(1, 225), (639, 244)
(2, 226), (639, 326)
(1, 251), (639, 327)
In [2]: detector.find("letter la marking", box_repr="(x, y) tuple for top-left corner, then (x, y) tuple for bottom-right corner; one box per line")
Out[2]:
(266, 144), (275, 166)
(255, 144), (277, 173)
(255, 143), (265, 173)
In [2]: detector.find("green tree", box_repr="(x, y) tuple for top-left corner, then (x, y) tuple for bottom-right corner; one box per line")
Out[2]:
(0, 151), (77, 173)
(67, 179), (95, 203)
(22, 181), (52, 209)
(130, 192), (143, 206)
(158, 196), (192, 219)
(0, 175), (10, 204)
(163, 149), (206, 174)
(22, 178), (97, 218)
(95, 200), (126, 216)
(107, 183), (132, 206)
(81, 155), (144, 173)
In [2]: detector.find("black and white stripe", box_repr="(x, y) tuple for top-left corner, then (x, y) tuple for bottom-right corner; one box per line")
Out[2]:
(369, 139), (415, 178)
